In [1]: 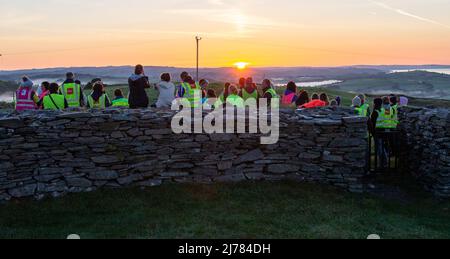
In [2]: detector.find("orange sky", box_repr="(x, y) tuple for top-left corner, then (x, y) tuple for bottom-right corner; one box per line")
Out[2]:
(1, 0), (450, 70)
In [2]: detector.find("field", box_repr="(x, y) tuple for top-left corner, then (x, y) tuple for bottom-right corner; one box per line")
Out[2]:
(0, 181), (449, 239)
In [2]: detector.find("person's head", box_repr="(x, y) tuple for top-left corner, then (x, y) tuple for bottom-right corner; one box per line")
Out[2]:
(390, 95), (398, 105)
(374, 98), (383, 111)
(311, 93), (319, 100)
(114, 89), (124, 98)
(185, 76), (195, 85)
(239, 78), (246, 88)
(180, 71), (189, 82)
(320, 93), (329, 104)
(296, 90), (310, 106)
(335, 96), (342, 106)
(352, 96), (362, 107)
(245, 77), (254, 87)
(330, 100), (338, 107)
(41, 81), (50, 91)
(286, 81), (297, 93)
(262, 79), (272, 90)
(207, 89), (217, 98)
(382, 96), (390, 106)
(199, 79), (209, 89)
(134, 64), (144, 75)
(93, 82), (104, 94)
(399, 96), (409, 106)
(357, 94), (366, 104)
(66, 72), (74, 80)
(160, 73), (171, 82)
(49, 83), (59, 94)
(229, 85), (239, 95)
(20, 76), (33, 88)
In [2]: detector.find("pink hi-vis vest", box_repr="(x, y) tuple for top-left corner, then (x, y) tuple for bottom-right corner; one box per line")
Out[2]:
(282, 93), (296, 105)
(15, 87), (36, 111)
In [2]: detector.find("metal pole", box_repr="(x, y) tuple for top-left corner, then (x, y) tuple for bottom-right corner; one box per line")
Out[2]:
(195, 36), (202, 81)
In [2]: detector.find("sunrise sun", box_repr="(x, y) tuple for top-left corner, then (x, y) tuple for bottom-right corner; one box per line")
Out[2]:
(234, 62), (249, 70)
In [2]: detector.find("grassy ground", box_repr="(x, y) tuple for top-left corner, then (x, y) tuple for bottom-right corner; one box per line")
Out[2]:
(0, 181), (449, 239)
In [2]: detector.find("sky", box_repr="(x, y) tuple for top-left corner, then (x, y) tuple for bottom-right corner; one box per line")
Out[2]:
(1, 0), (450, 70)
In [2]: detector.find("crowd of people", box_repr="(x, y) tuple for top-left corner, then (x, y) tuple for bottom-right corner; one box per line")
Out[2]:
(14, 64), (408, 168)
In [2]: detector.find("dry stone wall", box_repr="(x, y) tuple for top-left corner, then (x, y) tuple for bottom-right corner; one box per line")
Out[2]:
(0, 108), (369, 202)
(399, 107), (450, 197)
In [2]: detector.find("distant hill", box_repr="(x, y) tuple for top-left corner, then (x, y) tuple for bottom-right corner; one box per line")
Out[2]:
(332, 71), (450, 100)
(0, 66), (384, 85)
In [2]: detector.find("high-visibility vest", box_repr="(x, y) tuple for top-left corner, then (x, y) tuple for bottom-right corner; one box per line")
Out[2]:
(265, 88), (280, 108)
(226, 94), (245, 108)
(282, 93), (296, 105)
(360, 103), (370, 117)
(242, 88), (258, 101)
(60, 83), (81, 107)
(391, 104), (399, 126)
(43, 94), (65, 110)
(376, 108), (397, 129)
(112, 97), (129, 108)
(181, 82), (202, 108)
(87, 94), (107, 109)
(15, 87), (36, 111)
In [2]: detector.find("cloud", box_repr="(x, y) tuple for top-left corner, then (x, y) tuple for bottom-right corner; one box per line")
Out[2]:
(369, 0), (450, 29)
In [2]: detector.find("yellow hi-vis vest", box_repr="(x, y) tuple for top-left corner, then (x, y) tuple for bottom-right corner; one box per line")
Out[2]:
(226, 94), (245, 108)
(391, 104), (399, 126)
(376, 108), (397, 129)
(360, 103), (370, 117)
(60, 83), (81, 107)
(241, 88), (258, 101)
(181, 82), (202, 108)
(43, 94), (65, 110)
(87, 94), (106, 109)
(264, 88), (280, 108)
(112, 97), (129, 108)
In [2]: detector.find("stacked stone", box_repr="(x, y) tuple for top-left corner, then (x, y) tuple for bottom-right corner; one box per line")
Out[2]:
(0, 107), (368, 202)
(399, 107), (450, 198)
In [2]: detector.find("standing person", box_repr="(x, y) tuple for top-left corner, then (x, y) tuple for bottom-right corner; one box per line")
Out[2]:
(390, 95), (399, 126)
(15, 76), (38, 111)
(352, 96), (363, 116)
(128, 64), (150, 109)
(178, 75), (202, 108)
(155, 73), (175, 108)
(111, 89), (129, 108)
(358, 94), (370, 117)
(176, 71), (190, 98)
(238, 77), (246, 92)
(335, 96), (342, 107)
(199, 79), (209, 104)
(37, 81), (50, 109)
(87, 82), (111, 109)
(369, 98), (389, 168)
(59, 72), (84, 108)
(216, 82), (232, 107)
(41, 83), (68, 110)
(240, 77), (259, 101)
(282, 81), (298, 106)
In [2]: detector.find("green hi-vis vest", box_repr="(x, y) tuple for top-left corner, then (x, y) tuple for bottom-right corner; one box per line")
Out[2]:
(112, 97), (129, 108)
(181, 82), (202, 108)
(43, 94), (65, 110)
(360, 103), (370, 117)
(226, 94), (245, 108)
(87, 94), (107, 109)
(60, 83), (81, 107)
(391, 104), (399, 126)
(241, 88), (258, 101)
(265, 88), (280, 108)
(376, 108), (397, 129)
